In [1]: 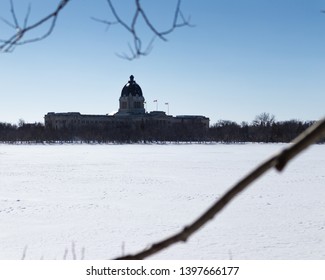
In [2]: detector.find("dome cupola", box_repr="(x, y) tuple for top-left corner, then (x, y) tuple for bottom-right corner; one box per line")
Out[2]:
(121, 75), (143, 97)
(117, 75), (145, 115)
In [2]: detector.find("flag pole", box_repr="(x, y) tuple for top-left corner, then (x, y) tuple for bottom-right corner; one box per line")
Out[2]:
(165, 102), (169, 115)
(153, 100), (158, 111)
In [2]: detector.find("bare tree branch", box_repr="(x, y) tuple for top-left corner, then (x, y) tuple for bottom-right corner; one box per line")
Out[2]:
(1, 0), (191, 58)
(0, 0), (71, 52)
(115, 117), (325, 259)
(103, 0), (192, 59)
(105, 0), (133, 34)
(135, 0), (194, 42)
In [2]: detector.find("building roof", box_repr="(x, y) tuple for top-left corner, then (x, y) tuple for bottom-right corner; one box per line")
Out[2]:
(121, 75), (143, 97)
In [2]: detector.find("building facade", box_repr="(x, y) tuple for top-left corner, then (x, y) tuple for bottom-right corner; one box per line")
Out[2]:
(44, 75), (209, 132)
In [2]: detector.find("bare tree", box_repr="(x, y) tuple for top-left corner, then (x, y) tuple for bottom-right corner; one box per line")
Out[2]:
(252, 112), (275, 127)
(0, 0), (192, 58)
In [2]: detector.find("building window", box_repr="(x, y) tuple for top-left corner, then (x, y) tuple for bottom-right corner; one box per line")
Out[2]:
(121, 102), (127, 109)
(134, 101), (141, 108)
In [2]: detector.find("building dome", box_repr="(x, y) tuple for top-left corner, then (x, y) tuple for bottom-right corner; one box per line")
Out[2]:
(117, 75), (145, 115)
(121, 75), (143, 97)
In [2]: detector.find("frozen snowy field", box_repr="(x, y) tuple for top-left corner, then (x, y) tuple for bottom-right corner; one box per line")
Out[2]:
(0, 143), (324, 260)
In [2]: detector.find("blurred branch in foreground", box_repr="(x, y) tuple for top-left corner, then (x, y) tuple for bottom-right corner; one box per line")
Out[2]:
(116, 117), (325, 259)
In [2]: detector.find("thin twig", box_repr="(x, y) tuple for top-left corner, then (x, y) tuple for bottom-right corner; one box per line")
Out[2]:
(91, 17), (119, 32)
(81, 247), (85, 260)
(71, 241), (77, 260)
(63, 248), (68, 260)
(0, 0), (71, 52)
(21, 245), (28, 260)
(116, 117), (325, 259)
(23, 3), (31, 29)
(10, 0), (19, 28)
(0, 16), (16, 29)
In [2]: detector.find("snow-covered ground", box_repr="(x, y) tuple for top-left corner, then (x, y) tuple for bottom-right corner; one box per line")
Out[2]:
(0, 143), (324, 260)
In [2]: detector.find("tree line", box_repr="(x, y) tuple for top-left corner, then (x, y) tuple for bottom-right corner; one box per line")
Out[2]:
(209, 113), (322, 143)
(0, 113), (324, 144)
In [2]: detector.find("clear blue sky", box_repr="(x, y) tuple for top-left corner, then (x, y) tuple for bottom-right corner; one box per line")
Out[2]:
(0, 0), (324, 125)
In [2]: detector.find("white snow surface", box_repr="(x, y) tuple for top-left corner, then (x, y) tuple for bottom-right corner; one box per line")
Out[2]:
(0, 143), (324, 260)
